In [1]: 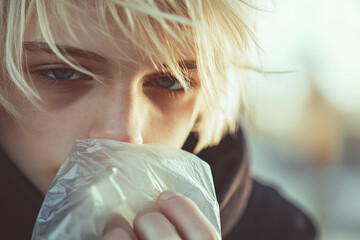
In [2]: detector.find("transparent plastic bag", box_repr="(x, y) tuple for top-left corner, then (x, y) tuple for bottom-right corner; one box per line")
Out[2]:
(31, 139), (221, 239)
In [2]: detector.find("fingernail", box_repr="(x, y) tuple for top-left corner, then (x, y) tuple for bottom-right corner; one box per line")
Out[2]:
(159, 190), (181, 201)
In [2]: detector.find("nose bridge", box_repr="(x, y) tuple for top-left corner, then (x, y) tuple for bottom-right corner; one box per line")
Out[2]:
(89, 84), (143, 144)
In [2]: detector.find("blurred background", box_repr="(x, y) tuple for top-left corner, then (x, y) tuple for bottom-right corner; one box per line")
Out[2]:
(243, 1), (360, 239)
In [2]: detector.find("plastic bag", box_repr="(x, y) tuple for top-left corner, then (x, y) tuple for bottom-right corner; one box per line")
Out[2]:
(31, 139), (221, 239)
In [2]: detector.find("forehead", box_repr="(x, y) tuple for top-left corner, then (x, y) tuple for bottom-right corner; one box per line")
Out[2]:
(24, 12), (148, 68)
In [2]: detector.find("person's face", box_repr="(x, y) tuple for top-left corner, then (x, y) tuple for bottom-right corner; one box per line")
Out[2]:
(0, 12), (203, 194)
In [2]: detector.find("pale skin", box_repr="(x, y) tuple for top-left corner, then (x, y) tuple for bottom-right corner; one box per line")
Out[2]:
(0, 11), (218, 240)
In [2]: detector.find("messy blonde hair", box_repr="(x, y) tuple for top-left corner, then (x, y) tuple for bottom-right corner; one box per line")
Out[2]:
(0, 0), (256, 152)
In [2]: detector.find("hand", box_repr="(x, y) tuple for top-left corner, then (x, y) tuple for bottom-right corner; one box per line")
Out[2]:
(101, 190), (219, 240)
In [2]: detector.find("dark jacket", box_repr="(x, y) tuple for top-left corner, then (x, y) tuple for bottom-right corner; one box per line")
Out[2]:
(0, 129), (317, 239)
(183, 130), (318, 240)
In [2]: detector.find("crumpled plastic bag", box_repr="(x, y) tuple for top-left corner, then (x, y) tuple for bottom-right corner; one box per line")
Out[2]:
(31, 139), (221, 240)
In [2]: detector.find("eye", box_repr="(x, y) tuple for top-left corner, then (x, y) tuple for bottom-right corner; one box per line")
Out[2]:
(144, 74), (184, 90)
(33, 68), (91, 83)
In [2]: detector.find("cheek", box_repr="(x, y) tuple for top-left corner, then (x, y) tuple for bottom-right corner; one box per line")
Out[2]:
(143, 90), (202, 147)
(0, 108), (62, 194)
(0, 97), (95, 194)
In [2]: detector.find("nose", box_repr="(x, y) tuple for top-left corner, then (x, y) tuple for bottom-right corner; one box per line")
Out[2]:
(88, 85), (144, 144)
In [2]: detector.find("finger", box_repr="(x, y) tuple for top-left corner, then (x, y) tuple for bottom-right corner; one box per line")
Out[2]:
(101, 228), (132, 240)
(102, 212), (138, 240)
(133, 208), (181, 240)
(157, 191), (218, 240)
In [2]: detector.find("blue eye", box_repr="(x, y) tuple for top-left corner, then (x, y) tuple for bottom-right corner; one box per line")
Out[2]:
(33, 68), (90, 83)
(48, 69), (80, 80)
(144, 75), (184, 90)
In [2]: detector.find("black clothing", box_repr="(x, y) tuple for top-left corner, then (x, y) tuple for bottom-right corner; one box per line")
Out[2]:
(226, 181), (317, 240)
(0, 129), (317, 239)
(0, 146), (43, 240)
(183, 130), (318, 240)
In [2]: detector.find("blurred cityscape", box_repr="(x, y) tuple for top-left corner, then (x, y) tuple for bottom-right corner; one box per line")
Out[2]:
(244, 1), (360, 239)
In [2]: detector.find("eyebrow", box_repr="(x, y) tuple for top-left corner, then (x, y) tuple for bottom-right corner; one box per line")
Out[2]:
(23, 41), (197, 70)
(23, 41), (111, 65)
(171, 60), (197, 70)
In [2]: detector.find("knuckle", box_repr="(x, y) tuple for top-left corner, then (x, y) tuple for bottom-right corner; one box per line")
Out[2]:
(101, 228), (132, 240)
(192, 230), (218, 240)
(134, 208), (159, 222)
(162, 195), (195, 210)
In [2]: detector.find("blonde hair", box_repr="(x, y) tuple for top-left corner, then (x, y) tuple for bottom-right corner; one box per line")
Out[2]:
(0, 0), (256, 153)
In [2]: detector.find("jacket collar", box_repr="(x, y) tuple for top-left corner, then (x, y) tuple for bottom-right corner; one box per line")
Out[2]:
(182, 129), (252, 237)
